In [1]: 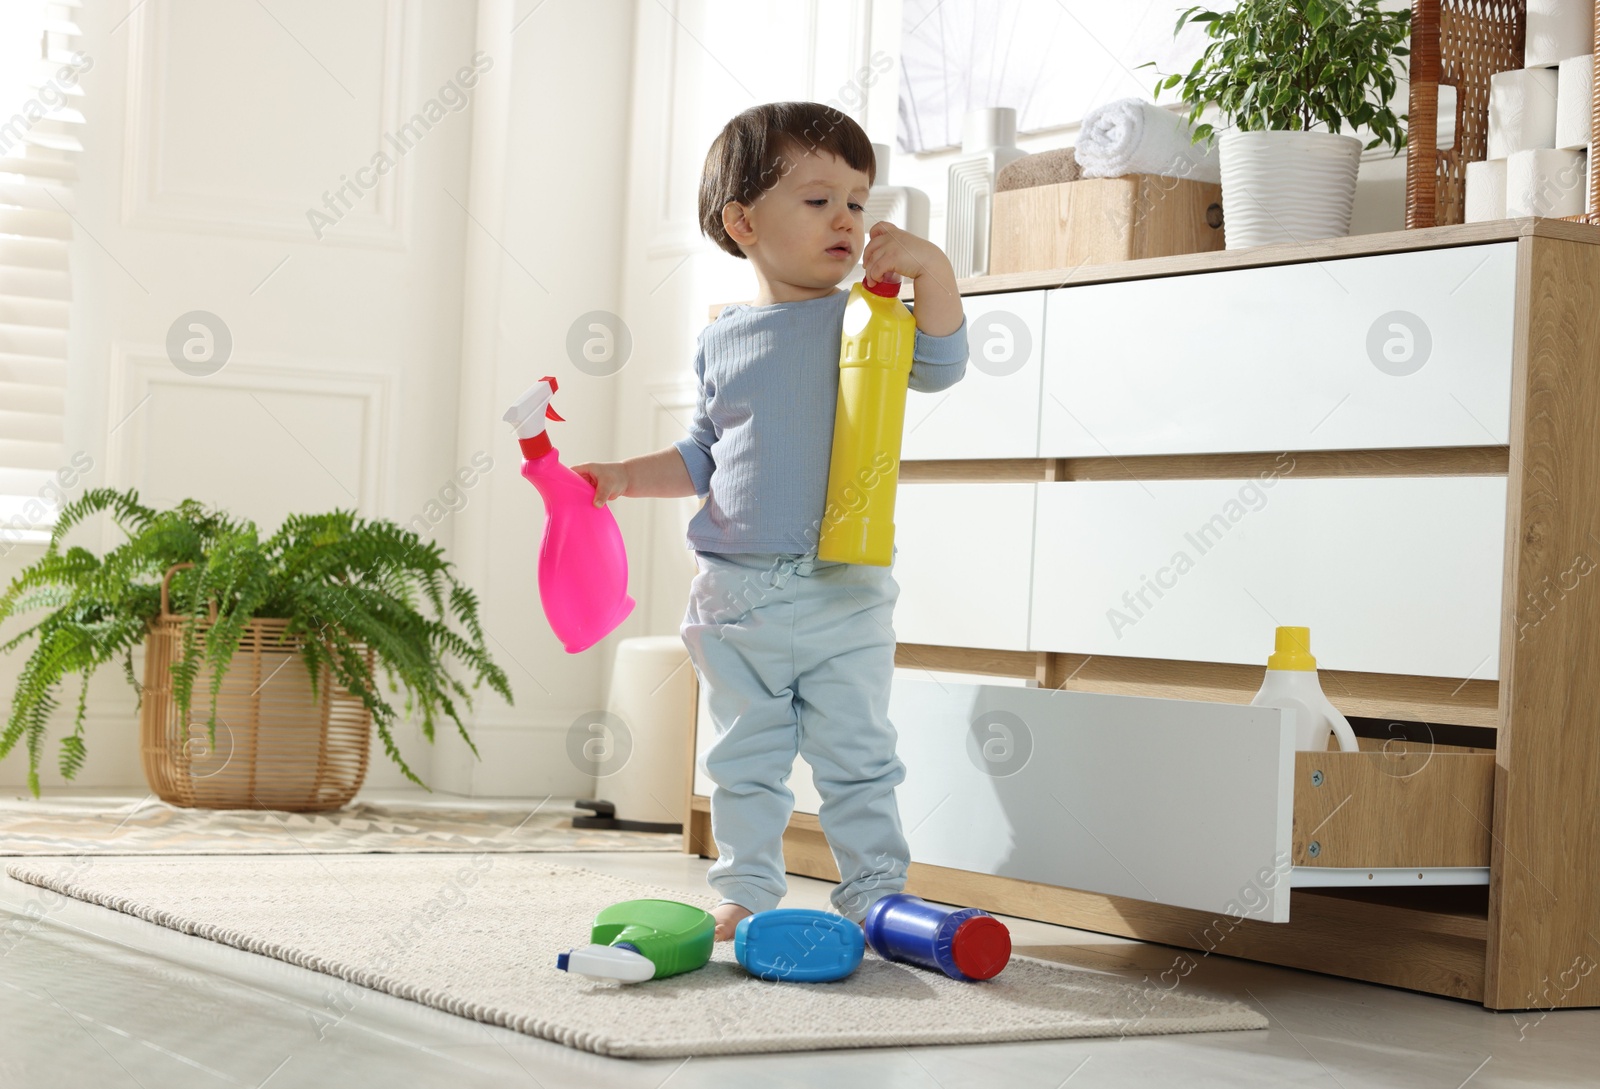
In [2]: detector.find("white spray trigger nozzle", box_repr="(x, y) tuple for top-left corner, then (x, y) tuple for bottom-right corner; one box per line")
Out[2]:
(556, 943), (655, 983)
(503, 375), (565, 439)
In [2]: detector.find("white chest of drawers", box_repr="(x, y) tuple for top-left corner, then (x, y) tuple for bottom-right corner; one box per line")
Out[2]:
(688, 219), (1600, 1011)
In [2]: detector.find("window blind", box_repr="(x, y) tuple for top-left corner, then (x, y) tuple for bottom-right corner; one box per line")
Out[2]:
(0, 0), (84, 526)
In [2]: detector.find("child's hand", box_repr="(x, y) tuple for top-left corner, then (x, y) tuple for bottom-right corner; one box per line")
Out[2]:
(861, 221), (949, 285)
(862, 222), (964, 338)
(571, 461), (629, 506)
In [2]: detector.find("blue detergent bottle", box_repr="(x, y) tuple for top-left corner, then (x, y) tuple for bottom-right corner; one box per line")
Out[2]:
(734, 908), (864, 982)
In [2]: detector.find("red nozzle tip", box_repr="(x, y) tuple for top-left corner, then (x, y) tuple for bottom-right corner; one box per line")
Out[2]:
(537, 375), (563, 422)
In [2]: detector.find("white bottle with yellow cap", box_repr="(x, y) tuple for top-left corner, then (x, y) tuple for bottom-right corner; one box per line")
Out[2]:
(1250, 626), (1359, 752)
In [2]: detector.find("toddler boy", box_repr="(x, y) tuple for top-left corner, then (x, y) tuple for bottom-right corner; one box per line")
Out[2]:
(573, 101), (967, 939)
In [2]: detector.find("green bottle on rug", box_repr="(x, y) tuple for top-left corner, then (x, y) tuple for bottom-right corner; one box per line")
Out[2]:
(556, 899), (715, 983)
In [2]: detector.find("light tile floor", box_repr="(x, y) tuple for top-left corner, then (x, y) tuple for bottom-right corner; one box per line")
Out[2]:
(1, 788), (1596, 1088)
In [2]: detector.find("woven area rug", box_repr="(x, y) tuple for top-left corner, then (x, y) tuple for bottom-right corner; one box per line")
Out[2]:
(0, 796), (680, 855)
(5, 856), (1266, 1057)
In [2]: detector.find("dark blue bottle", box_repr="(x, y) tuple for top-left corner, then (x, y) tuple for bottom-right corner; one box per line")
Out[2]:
(862, 894), (1011, 981)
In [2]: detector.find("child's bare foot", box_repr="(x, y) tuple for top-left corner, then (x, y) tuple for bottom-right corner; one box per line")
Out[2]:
(712, 902), (753, 941)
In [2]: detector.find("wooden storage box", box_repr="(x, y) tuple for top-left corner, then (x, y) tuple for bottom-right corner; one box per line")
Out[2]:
(989, 175), (1224, 273)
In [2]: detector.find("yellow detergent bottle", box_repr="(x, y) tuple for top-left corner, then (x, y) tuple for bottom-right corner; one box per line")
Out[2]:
(818, 276), (916, 566)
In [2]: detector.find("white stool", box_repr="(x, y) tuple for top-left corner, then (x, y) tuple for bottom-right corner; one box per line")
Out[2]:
(574, 636), (694, 833)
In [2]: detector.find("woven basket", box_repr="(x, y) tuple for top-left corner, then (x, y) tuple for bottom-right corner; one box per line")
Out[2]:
(139, 563), (373, 811)
(1408, 0), (1600, 227)
(1406, 0), (1527, 227)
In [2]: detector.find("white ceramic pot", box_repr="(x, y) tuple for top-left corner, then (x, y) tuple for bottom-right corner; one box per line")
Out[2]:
(1218, 129), (1363, 249)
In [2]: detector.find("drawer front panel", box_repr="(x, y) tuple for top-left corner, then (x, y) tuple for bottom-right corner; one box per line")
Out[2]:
(1039, 242), (1517, 456)
(696, 676), (1296, 920)
(903, 289), (1045, 460)
(893, 481), (1035, 651)
(693, 669), (1037, 816)
(890, 678), (1294, 920)
(694, 675), (1489, 915)
(1030, 476), (1507, 679)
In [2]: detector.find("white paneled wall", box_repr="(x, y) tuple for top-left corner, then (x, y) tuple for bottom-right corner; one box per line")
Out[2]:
(427, 0), (637, 798)
(122, 0), (411, 245)
(103, 349), (391, 528)
(0, 0), (636, 796)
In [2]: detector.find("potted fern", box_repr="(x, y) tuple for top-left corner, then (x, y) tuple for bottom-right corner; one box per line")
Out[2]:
(1149, 0), (1411, 248)
(0, 488), (512, 806)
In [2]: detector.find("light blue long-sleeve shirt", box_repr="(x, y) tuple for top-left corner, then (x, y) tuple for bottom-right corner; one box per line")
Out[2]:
(673, 288), (968, 554)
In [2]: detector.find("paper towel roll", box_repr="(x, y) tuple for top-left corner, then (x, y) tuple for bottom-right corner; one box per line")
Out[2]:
(1527, 0), (1594, 68)
(1489, 68), (1560, 158)
(1465, 159), (1509, 222)
(1557, 54), (1594, 149)
(1506, 147), (1588, 217)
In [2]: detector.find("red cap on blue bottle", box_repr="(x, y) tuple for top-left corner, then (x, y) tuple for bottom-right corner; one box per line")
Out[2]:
(949, 915), (1011, 981)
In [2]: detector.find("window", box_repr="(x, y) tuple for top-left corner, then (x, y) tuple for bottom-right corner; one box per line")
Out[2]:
(0, 0), (85, 546)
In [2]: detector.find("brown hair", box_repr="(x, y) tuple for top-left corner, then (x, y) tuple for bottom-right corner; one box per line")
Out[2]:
(698, 102), (877, 259)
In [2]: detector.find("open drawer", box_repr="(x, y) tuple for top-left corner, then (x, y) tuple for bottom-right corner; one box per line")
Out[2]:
(696, 676), (1494, 923)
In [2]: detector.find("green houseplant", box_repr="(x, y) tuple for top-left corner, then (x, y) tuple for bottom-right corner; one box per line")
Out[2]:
(1148, 0), (1411, 247)
(0, 488), (512, 799)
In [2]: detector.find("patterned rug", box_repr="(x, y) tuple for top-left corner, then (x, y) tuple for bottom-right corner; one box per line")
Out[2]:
(5, 856), (1267, 1057)
(0, 795), (681, 855)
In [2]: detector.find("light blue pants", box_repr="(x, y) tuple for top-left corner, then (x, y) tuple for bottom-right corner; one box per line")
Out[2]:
(680, 546), (910, 922)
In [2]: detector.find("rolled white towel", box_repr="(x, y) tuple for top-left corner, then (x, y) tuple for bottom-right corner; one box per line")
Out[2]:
(1076, 98), (1221, 184)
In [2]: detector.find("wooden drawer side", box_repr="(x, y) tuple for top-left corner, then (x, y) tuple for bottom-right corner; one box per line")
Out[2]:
(1291, 751), (1495, 869)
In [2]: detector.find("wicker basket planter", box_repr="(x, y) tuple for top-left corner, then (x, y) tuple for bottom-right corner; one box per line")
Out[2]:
(3, 490), (509, 801)
(139, 564), (372, 811)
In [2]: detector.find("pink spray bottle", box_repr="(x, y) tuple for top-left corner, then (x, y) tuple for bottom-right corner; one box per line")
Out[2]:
(502, 375), (635, 654)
